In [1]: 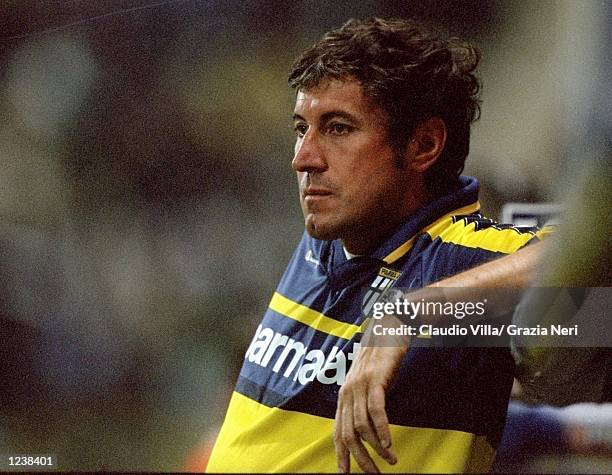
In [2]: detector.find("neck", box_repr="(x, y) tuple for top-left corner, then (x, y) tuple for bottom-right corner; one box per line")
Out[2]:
(342, 174), (430, 255)
(341, 214), (409, 255)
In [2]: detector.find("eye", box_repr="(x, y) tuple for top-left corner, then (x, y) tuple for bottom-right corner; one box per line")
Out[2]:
(293, 123), (308, 137)
(327, 122), (353, 135)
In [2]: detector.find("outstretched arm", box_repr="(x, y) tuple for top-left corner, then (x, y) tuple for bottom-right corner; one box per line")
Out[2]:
(334, 241), (546, 473)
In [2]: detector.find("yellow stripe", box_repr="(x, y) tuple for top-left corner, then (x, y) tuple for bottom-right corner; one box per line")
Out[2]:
(535, 225), (556, 240)
(268, 292), (366, 340)
(428, 221), (536, 254)
(381, 236), (417, 265)
(383, 201), (481, 264)
(207, 391), (495, 473)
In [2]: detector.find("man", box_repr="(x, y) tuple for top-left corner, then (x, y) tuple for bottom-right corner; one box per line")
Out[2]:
(335, 7), (612, 472)
(206, 18), (548, 473)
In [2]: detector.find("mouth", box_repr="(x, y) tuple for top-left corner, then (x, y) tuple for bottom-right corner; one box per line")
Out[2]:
(302, 188), (333, 202)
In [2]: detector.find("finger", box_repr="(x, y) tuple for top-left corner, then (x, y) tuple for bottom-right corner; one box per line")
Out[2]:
(368, 385), (394, 454)
(341, 395), (380, 473)
(334, 401), (350, 473)
(335, 437), (350, 473)
(353, 386), (396, 465)
(345, 434), (380, 473)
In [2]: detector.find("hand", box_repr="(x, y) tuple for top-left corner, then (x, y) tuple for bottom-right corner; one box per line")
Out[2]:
(334, 316), (410, 473)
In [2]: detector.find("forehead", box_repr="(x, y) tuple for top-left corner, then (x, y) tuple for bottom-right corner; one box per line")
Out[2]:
(294, 79), (382, 121)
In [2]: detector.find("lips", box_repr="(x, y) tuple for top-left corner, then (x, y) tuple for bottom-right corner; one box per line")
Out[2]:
(303, 187), (333, 197)
(302, 188), (333, 206)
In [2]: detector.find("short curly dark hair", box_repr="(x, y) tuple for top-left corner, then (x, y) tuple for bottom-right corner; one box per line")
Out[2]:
(288, 17), (481, 193)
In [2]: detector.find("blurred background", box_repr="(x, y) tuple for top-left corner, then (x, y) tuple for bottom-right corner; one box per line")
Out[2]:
(0, 0), (609, 471)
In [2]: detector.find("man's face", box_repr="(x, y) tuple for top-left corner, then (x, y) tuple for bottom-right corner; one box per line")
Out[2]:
(292, 79), (421, 253)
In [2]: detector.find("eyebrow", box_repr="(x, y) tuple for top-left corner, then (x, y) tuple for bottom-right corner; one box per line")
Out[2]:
(292, 110), (362, 126)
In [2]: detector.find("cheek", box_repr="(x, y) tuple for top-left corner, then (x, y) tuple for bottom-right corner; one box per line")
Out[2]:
(348, 167), (398, 205)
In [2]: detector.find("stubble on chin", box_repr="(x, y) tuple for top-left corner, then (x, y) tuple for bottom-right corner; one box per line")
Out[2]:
(304, 213), (323, 239)
(304, 213), (316, 236)
(303, 212), (338, 241)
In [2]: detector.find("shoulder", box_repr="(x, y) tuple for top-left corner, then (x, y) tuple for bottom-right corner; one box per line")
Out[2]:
(426, 213), (551, 254)
(414, 213), (552, 283)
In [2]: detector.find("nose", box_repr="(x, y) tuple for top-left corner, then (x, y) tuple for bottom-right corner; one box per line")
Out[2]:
(291, 131), (327, 173)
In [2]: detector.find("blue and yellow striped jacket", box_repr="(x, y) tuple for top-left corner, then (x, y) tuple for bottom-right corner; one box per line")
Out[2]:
(207, 176), (550, 473)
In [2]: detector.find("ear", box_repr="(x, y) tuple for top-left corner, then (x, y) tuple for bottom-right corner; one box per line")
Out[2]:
(406, 117), (447, 173)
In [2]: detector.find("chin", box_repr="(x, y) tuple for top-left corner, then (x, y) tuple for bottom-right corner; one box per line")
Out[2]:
(304, 215), (341, 241)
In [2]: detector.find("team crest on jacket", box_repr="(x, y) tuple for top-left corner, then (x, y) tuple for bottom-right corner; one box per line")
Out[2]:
(362, 267), (402, 316)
